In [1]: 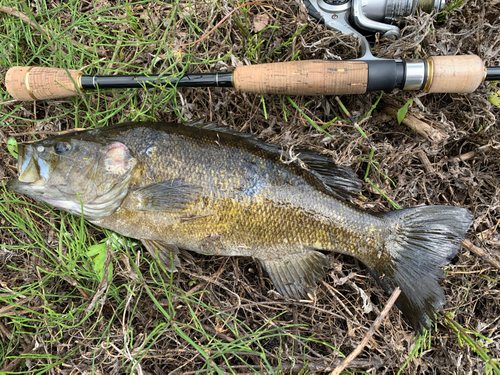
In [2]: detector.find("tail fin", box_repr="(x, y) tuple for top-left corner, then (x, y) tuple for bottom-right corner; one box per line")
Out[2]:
(372, 206), (473, 332)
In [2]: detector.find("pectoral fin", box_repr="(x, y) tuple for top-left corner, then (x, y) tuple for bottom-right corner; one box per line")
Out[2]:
(142, 239), (194, 272)
(133, 180), (202, 212)
(258, 251), (330, 300)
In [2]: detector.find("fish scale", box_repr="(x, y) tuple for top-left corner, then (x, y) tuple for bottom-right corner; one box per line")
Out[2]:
(7, 120), (472, 332)
(113, 125), (374, 256)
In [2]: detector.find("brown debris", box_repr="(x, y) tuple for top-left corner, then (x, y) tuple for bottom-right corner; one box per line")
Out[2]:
(332, 287), (401, 375)
(252, 14), (270, 33)
(461, 239), (500, 271)
(383, 105), (449, 142)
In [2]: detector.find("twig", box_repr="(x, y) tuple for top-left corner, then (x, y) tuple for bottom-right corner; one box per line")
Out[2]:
(0, 99), (21, 106)
(417, 150), (434, 173)
(452, 145), (492, 163)
(454, 150), (478, 162)
(0, 6), (42, 32)
(0, 321), (12, 341)
(461, 239), (500, 270)
(58, 272), (90, 299)
(331, 287), (401, 375)
(185, 281), (208, 295)
(383, 106), (448, 143)
(322, 280), (355, 318)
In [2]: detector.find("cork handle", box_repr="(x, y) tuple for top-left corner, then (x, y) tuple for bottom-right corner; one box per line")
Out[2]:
(6, 66), (83, 101)
(233, 60), (368, 95)
(425, 56), (485, 93)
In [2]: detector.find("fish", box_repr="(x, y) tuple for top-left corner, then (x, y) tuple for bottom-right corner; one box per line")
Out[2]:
(6, 121), (473, 332)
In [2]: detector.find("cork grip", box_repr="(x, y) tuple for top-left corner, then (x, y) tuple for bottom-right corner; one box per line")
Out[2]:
(233, 60), (368, 95)
(6, 66), (83, 101)
(425, 55), (485, 93)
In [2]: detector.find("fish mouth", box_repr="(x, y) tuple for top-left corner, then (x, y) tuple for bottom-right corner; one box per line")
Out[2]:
(7, 144), (76, 213)
(17, 143), (54, 183)
(18, 144), (39, 183)
(7, 144), (79, 214)
(7, 144), (49, 196)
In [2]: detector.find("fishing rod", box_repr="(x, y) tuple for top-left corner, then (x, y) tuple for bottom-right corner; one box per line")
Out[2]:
(5, 57), (500, 101)
(5, 0), (500, 101)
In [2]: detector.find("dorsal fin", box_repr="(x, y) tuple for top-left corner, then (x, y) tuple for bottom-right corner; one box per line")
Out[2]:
(296, 149), (362, 200)
(182, 121), (362, 201)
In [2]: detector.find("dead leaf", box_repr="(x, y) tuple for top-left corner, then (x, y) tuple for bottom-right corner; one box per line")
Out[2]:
(252, 14), (269, 33)
(298, 2), (309, 23)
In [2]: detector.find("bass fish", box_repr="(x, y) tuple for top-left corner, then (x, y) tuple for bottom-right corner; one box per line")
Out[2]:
(7, 121), (472, 332)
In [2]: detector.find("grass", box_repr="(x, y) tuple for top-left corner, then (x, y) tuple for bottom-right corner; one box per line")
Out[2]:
(1, 188), (337, 373)
(1, 2), (348, 372)
(1, 0), (499, 373)
(437, 0), (466, 23)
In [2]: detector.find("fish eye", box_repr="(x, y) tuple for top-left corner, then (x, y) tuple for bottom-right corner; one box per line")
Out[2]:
(54, 141), (72, 155)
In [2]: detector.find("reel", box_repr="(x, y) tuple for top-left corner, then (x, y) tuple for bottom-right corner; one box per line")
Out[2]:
(304, 0), (445, 58)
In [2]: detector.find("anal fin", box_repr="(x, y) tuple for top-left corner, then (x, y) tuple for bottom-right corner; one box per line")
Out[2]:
(258, 251), (330, 300)
(142, 239), (194, 272)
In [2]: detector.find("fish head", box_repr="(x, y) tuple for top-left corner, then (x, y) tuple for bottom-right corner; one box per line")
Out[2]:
(7, 135), (138, 221)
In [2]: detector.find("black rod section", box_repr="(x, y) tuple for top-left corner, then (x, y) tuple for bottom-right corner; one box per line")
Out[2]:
(486, 67), (500, 81)
(80, 72), (234, 90)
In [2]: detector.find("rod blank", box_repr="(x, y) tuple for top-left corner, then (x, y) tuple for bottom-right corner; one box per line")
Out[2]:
(487, 67), (500, 81)
(79, 73), (234, 89)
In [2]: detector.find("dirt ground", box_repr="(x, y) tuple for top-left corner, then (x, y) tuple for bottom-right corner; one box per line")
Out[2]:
(0, 0), (499, 373)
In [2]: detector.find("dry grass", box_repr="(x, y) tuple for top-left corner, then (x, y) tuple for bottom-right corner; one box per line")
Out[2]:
(0, 0), (499, 373)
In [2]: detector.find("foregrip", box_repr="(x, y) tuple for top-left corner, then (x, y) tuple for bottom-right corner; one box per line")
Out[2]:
(232, 60), (368, 95)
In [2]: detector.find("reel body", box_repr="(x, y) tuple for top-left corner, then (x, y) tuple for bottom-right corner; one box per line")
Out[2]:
(304, 0), (445, 58)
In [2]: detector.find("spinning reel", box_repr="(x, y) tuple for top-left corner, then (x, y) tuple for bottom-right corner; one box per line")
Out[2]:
(304, 0), (445, 58)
